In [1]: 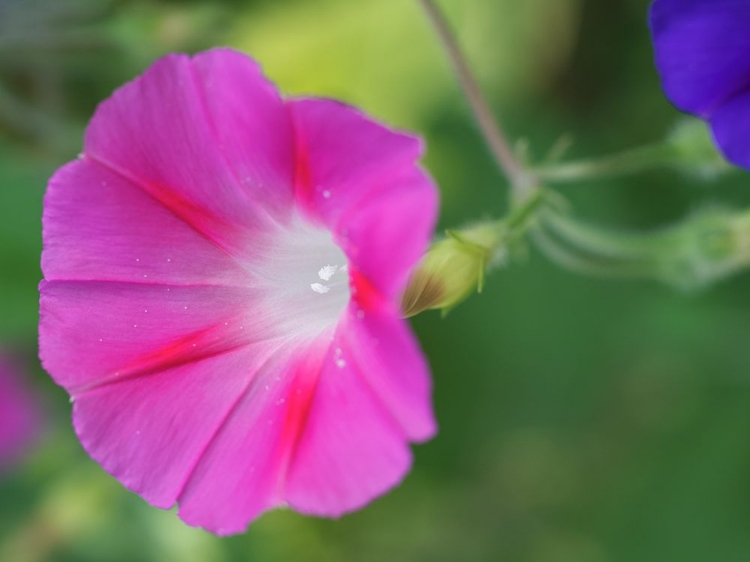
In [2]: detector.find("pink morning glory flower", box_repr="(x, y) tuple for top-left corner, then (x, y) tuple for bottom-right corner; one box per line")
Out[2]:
(0, 353), (41, 471)
(39, 48), (438, 534)
(650, 0), (750, 169)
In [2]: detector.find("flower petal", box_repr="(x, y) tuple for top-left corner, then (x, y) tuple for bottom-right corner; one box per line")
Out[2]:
(177, 338), (330, 534)
(336, 167), (438, 301)
(340, 303), (436, 443)
(710, 88), (750, 169)
(42, 159), (251, 287)
(84, 49), (294, 252)
(39, 280), (268, 392)
(650, 0), (750, 116)
(284, 328), (413, 517)
(290, 98), (438, 298)
(71, 345), (273, 509)
(191, 49), (295, 219)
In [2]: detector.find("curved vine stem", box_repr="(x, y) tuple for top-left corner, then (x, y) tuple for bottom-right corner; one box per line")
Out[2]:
(417, 0), (533, 198)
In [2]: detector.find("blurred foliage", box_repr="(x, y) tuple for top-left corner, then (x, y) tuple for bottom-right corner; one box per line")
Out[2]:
(2, 0), (750, 561)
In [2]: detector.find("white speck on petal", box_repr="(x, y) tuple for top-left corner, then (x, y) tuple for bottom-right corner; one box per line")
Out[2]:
(322, 190), (331, 199)
(334, 347), (346, 368)
(318, 265), (338, 281)
(311, 283), (330, 294)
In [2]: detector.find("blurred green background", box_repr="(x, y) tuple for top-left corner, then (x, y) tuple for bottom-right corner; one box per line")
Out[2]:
(2, 0), (750, 561)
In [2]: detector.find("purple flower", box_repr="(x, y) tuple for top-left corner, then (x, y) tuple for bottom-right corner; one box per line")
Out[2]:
(39, 49), (438, 534)
(650, 0), (750, 169)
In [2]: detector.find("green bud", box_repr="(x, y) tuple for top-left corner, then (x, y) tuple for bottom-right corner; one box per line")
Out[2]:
(666, 118), (732, 180)
(402, 221), (503, 317)
(658, 207), (750, 291)
(535, 203), (750, 292)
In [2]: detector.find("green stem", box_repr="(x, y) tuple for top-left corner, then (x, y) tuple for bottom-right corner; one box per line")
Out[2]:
(417, 0), (533, 197)
(532, 142), (680, 183)
(506, 188), (545, 232)
(533, 204), (750, 291)
(531, 226), (657, 279)
(540, 210), (677, 259)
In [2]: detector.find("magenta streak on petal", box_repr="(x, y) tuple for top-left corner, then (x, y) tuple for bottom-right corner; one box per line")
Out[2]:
(171, 345), (288, 510)
(175, 345), (311, 533)
(332, 167), (439, 300)
(289, 106), (317, 222)
(274, 338), (330, 496)
(81, 153), (248, 259)
(189, 50), (295, 221)
(185, 59), (290, 231)
(286, 98), (438, 300)
(283, 332), (412, 517)
(287, 98), (424, 227)
(348, 263), (387, 313)
(70, 320), (264, 397)
(72, 345), (283, 510)
(41, 159), (253, 288)
(172, 335), (332, 534)
(39, 280), (268, 392)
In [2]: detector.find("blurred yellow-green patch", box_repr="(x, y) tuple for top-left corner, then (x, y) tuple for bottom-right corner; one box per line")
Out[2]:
(227, 0), (581, 128)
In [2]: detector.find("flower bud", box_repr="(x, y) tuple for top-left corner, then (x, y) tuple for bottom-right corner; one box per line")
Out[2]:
(657, 207), (750, 291)
(666, 118), (732, 180)
(402, 221), (503, 317)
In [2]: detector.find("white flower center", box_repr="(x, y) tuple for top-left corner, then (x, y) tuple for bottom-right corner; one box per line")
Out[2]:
(251, 217), (351, 339)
